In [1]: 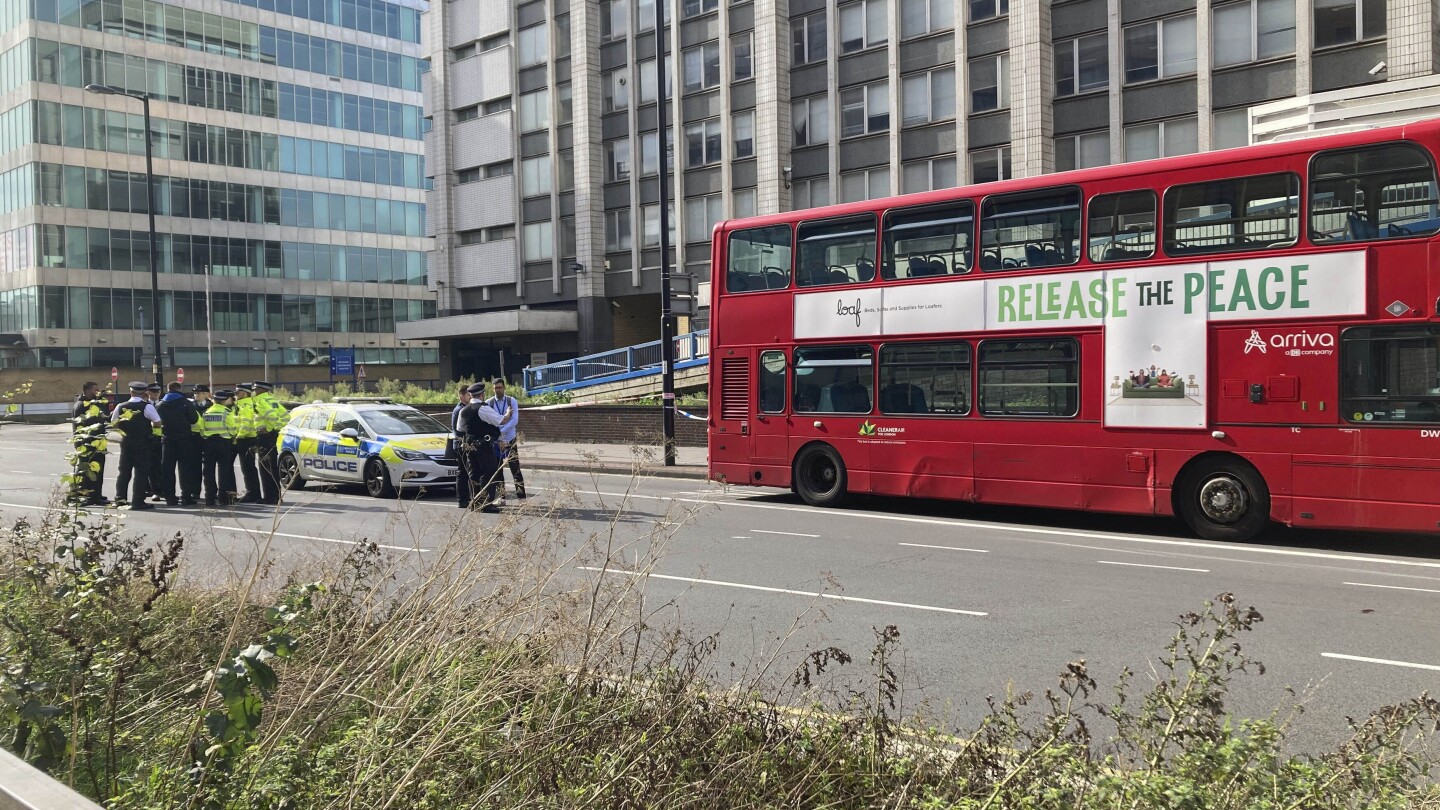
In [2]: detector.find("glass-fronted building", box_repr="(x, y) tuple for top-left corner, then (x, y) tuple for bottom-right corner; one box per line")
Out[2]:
(0, 0), (436, 379)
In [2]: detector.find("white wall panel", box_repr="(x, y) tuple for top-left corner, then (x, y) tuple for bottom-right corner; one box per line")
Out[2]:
(453, 240), (519, 288)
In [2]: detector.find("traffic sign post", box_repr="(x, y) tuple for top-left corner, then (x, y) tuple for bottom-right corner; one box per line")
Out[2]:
(176, 367), (185, 384)
(357, 364), (366, 380)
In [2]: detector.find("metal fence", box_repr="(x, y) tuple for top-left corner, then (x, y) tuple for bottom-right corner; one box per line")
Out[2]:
(524, 330), (710, 395)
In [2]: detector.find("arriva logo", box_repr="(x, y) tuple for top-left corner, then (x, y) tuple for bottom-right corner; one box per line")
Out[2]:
(1273, 331), (1335, 357)
(1243, 330), (1268, 354)
(858, 420), (877, 436)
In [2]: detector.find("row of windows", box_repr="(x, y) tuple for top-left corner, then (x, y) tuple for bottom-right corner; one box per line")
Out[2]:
(0, 345), (439, 371)
(0, 285), (434, 334)
(12, 39), (423, 139)
(8, 101), (426, 190)
(17, 224), (425, 285)
(30, 0), (424, 90)
(755, 338), (1077, 418)
(219, 0), (420, 43)
(5, 162), (426, 237)
(728, 142), (1440, 291)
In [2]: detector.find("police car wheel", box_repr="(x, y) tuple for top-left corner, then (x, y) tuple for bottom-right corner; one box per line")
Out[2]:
(278, 452), (306, 491)
(364, 459), (396, 498)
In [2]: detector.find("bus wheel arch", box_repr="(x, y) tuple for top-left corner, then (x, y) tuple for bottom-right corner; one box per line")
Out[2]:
(1172, 453), (1271, 542)
(792, 442), (848, 508)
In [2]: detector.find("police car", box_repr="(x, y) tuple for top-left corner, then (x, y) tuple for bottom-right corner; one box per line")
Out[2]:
(277, 398), (457, 497)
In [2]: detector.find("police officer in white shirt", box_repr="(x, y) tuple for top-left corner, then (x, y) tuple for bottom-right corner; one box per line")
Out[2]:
(111, 381), (162, 509)
(487, 378), (525, 499)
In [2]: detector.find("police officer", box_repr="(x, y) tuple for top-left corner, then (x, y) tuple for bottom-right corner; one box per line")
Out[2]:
(156, 382), (201, 506)
(451, 384), (473, 509)
(69, 381), (110, 506)
(201, 390), (239, 506)
(252, 381), (288, 505)
(111, 381), (161, 510)
(145, 382), (165, 501)
(455, 382), (503, 512)
(233, 383), (261, 503)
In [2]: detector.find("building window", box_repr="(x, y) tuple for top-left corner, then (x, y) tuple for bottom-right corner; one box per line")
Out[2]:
(641, 203), (675, 247)
(793, 176), (830, 209)
(682, 42), (722, 92)
(1055, 131), (1109, 172)
(734, 187), (757, 218)
(685, 193), (725, 242)
(970, 0), (1008, 23)
(685, 118), (723, 168)
(971, 147), (1011, 184)
(458, 229), (484, 245)
(606, 139), (631, 182)
(979, 338), (1079, 418)
(601, 0), (629, 42)
(456, 168), (480, 184)
(1314, 0), (1385, 47)
(452, 44), (476, 61)
(559, 215), (576, 258)
(683, 0), (719, 19)
(603, 68), (630, 113)
(1212, 108), (1251, 150)
(480, 33), (508, 52)
(639, 57), (673, 103)
(1124, 117), (1198, 161)
(839, 0), (887, 53)
(901, 67), (956, 126)
(517, 24), (548, 68)
(840, 81), (890, 137)
(455, 105), (480, 122)
(1055, 32), (1108, 96)
(557, 83), (573, 124)
(901, 0), (954, 38)
(518, 89), (550, 133)
(792, 95), (830, 147)
(969, 54), (1009, 113)
(605, 209), (632, 252)
(520, 155), (552, 197)
(839, 166), (890, 203)
(640, 130), (671, 176)
(731, 112), (756, 159)
(485, 225), (515, 241)
(483, 97), (512, 114)
(792, 13), (827, 65)
(732, 33), (754, 81)
(558, 149), (575, 191)
(484, 161), (514, 178)
(901, 156), (957, 193)
(1124, 15), (1197, 83)
(1214, 0), (1295, 67)
(522, 221), (553, 261)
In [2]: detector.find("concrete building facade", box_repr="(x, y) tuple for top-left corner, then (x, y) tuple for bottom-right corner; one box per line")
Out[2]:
(0, 0), (437, 382)
(414, 0), (1440, 381)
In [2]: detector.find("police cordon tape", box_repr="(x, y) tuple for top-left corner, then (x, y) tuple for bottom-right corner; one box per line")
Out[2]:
(522, 399), (708, 421)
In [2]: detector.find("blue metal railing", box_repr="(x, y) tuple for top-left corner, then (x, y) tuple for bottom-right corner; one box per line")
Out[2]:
(524, 330), (710, 395)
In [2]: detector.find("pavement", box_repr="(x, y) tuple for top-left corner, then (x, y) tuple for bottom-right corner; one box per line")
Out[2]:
(519, 440), (709, 479)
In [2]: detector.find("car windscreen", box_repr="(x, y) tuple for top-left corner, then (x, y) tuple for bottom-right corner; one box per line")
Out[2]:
(361, 409), (447, 436)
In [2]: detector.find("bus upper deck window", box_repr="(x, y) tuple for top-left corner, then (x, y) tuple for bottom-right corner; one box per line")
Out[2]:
(1310, 143), (1440, 244)
(1164, 172), (1299, 256)
(1088, 190), (1156, 263)
(979, 187), (1082, 271)
(796, 214), (878, 287)
(726, 225), (792, 293)
(882, 201), (975, 279)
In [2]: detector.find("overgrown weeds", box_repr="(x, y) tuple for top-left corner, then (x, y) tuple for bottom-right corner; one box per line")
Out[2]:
(0, 492), (1435, 808)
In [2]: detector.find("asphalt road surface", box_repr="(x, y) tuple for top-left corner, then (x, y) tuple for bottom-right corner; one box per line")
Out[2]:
(2, 423), (1437, 753)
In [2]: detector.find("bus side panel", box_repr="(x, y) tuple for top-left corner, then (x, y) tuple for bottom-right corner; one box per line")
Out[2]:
(869, 439), (975, 500)
(1292, 453), (1440, 532)
(972, 443), (1154, 513)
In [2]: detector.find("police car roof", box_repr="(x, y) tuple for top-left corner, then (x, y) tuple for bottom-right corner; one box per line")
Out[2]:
(331, 397), (395, 404)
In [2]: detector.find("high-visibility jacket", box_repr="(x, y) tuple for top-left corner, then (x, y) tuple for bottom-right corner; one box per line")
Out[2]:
(253, 392), (289, 432)
(201, 403), (237, 439)
(234, 397), (258, 439)
(189, 399), (208, 434)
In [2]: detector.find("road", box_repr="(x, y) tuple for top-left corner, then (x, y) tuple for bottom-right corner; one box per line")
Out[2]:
(2, 423), (1437, 752)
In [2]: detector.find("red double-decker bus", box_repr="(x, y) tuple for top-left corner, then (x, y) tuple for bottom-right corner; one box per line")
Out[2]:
(707, 119), (1440, 542)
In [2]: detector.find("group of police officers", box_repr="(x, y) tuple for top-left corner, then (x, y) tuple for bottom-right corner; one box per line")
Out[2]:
(70, 379), (289, 509)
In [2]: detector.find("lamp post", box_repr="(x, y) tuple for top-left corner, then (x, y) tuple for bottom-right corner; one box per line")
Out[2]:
(252, 338), (279, 385)
(86, 83), (162, 387)
(654, 0), (676, 466)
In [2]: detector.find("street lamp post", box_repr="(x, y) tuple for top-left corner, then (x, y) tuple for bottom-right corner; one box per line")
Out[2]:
(86, 83), (162, 387)
(654, 1), (676, 467)
(252, 338), (279, 385)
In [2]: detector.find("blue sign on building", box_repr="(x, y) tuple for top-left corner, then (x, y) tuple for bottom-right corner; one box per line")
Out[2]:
(330, 348), (355, 376)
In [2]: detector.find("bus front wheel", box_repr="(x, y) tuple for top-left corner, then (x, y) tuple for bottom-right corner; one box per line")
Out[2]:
(1178, 458), (1270, 542)
(794, 444), (847, 508)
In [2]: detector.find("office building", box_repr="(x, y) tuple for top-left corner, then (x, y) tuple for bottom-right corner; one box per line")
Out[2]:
(0, 0), (436, 383)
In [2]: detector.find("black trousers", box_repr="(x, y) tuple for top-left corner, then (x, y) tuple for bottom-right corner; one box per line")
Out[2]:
(498, 443), (525, 496)
(461, 442), (501, 509)
(203, 436), (238, 504)
(237, 436), (261, 500)
(256, 432), (281, 504)
(115, 439), (153, 504)
(72, 440), (106, 503)
(147, 436), (163, 498)
(162, 433), (203, 501)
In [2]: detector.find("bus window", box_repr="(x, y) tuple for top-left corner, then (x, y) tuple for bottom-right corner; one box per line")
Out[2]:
(1310, 143), (1440, 243)
(879, 342), (970, 415)
(882, 201), (974, 279)
(796, 214), (878, 287)
(793, 345), (873, 413)
(759, 350), (787, 413)
(1341, 326), (1440, 424)
(978, 338), (1079, 417)
(979, 187), (1081, 271)
(1164, 172), (1299, 255)
(726, 225), (792, 293)
(1087, 190), (1156, 263)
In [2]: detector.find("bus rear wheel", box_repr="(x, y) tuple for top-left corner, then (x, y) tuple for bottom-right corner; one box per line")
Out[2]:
(794, 444), (847, 508)
(1178, 458), (1270, 542)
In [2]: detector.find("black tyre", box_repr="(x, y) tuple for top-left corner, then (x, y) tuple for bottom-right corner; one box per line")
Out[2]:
(278, 452), (306, 491)
(1177, 458), (1270, 542)
(364, 458), (396, 499)
(794, 444), (847, 508)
